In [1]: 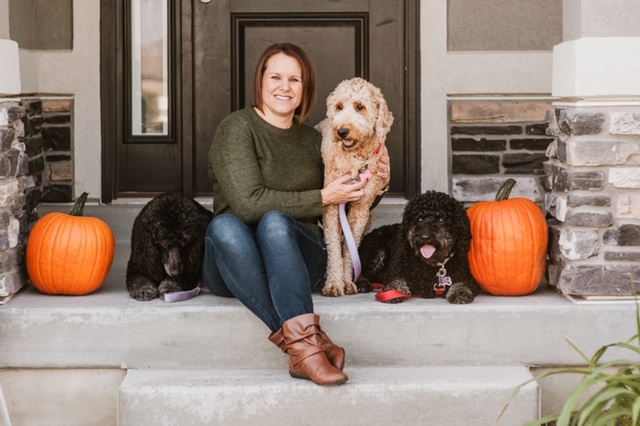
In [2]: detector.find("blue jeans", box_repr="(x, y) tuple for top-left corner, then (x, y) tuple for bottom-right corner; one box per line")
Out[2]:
(202, 211), (327, 332)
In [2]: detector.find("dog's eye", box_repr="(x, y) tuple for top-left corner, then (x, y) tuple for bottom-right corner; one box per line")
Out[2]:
(336, 103), (343, 111)
(355, 103), (365, 111)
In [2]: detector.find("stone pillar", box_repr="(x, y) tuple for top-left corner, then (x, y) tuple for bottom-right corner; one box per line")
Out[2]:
(0, 100), (34, 299)
(0, 34), (28, 299)
(545, 0), (640, 296)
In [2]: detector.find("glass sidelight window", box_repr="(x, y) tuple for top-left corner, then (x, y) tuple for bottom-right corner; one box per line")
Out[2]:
(127, 0), (171, 139)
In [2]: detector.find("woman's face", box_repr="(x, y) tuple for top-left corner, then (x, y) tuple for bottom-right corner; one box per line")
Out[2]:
(260, 52), (303, 122)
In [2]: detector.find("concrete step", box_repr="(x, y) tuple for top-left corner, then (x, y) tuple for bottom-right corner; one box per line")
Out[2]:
(3, 244), (638, 370)
(118, 366), (539, 426)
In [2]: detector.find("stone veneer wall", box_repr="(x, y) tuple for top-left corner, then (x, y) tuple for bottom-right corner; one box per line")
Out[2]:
(0, 100), (32, 297)
(449, 98), (554, 205)
(0, 96), (73, 298)
(545, 103), (640, 296)
(24, 98), (74, 203)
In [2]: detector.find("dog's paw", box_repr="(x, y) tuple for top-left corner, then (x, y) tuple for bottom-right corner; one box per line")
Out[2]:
(129, 285), (159, 302)
(446, 283), (475, 304)
(355, 277), (372, 293)
(382, 279), (411, 303)
(344, 281), (358, 295)
(322, 281), (345, 297)
(386, 279), (411, 295)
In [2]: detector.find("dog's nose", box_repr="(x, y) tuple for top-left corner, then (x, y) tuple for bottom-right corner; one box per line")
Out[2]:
(337, 128), (350, 139)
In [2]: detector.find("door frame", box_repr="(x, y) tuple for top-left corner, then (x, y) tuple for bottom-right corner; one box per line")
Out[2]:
(100, 0), (420, 203)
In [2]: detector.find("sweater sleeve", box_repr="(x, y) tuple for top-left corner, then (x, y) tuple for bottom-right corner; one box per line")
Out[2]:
(209, 114), (323, 224)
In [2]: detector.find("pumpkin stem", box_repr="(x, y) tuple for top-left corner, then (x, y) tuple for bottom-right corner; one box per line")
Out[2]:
(495, 178), (517, 201)
(69, 192), (89, 216)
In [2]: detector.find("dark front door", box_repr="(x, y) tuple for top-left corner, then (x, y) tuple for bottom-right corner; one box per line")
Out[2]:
(101, 0), (419, 202)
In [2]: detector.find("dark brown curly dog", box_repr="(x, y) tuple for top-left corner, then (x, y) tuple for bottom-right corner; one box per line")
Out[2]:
(126, 193), (214, 301)
(356, 190), (480, 304)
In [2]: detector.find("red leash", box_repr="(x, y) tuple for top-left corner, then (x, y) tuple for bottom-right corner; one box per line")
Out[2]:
(370, 256), (453, 303)
(371, 282), (448, 303)
(371, 283), (413, 302)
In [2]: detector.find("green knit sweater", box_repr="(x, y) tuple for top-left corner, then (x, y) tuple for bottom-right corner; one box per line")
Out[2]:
(208, 107), (324, 235)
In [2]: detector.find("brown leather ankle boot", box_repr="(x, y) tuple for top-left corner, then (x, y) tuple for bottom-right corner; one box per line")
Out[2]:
(316, 316), (346, 371)
(269, 322), (346, 371)
(282, 313), (348, 386)
(268, 328), (286, 352)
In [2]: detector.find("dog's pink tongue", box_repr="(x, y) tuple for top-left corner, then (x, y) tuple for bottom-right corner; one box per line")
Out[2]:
(420, 244), (436, 259)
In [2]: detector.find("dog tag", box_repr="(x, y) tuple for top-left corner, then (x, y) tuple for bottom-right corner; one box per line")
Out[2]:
(439, 276), (452, 286)
(434, 266), (452, 297)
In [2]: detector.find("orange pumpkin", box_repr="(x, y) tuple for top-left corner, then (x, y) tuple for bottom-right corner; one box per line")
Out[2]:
(467, 179), (548, 296)
(27, 192), (115, 295)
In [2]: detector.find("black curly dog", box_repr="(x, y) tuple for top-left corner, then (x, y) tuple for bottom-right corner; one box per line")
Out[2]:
(356, 190), (480, 304)
(126, 193), (214, 301)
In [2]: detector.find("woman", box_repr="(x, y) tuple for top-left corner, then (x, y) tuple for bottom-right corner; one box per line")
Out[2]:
(203, 43), (390, 386)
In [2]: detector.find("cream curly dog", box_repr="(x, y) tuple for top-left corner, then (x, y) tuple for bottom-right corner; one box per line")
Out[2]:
(317, 77), (394, 297)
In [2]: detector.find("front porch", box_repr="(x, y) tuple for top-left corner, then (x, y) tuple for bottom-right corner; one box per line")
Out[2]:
(1, 202), (638, 425)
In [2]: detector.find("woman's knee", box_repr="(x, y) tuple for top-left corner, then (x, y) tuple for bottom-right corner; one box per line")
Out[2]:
(207, 214), (247, 243)
(258, 210), (292, 237)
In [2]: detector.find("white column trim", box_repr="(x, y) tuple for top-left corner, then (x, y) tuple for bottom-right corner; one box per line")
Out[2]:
(0, 39), (21, 95)
(553, 37), (640, 99)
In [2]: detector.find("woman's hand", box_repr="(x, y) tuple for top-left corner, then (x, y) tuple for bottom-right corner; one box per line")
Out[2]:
(321, 173), (367, 206)
(375, 145), (391, 189)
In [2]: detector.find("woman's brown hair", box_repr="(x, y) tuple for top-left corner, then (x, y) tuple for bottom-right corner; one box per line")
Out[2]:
(253, 43), (317, 123)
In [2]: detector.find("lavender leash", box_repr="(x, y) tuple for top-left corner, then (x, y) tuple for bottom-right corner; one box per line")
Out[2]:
(338, 167), (372, 282)
(339, 202), (362, 281)
(163, 282), (209, 303)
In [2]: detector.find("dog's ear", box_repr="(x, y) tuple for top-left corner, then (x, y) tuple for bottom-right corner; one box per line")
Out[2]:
(325, 81), (346, 120)
(373, 87), (394, 142)
(314, 118), (330, 135)
(325, 92), (336, 119)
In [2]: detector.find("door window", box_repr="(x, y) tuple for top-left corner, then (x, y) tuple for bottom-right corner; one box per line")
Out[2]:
(128, 0), (171, 138)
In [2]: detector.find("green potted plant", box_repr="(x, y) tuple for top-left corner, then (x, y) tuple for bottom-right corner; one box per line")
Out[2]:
(501, 296), (640, 425)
